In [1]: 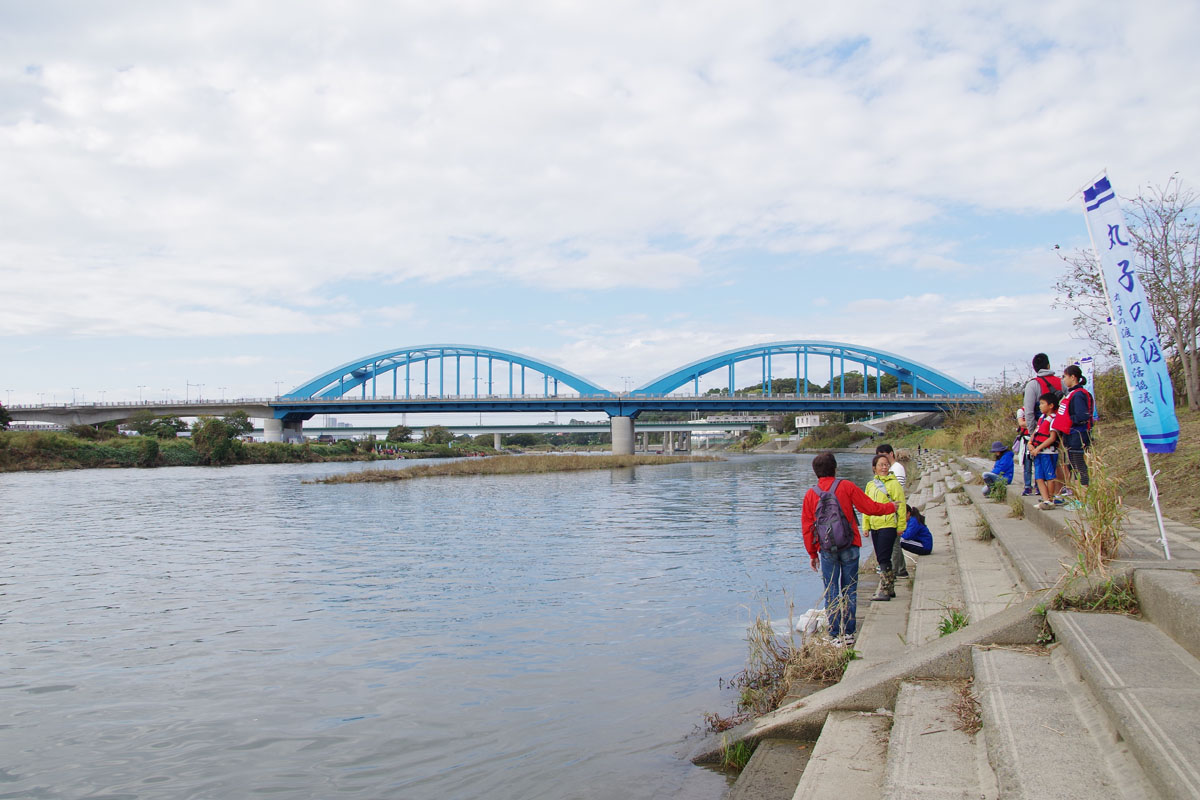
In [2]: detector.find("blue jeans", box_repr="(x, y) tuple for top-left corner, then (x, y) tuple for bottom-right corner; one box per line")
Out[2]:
(982, 472), (1010, 492)
(819, 546), (860, 638)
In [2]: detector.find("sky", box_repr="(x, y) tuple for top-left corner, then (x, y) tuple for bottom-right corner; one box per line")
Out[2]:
(4, 0), (1200, 412)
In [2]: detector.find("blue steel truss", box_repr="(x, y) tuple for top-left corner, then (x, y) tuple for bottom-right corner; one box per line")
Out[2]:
(284, 344), (613, 400)
(632, 341), (979, 397)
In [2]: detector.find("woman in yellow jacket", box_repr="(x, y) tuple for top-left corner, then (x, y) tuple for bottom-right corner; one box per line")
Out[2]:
(863, 453), (907, 601)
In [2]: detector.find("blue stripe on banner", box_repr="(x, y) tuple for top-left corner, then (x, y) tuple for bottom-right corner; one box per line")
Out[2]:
(1140, 430), (1180, 440)
(1083, 176), (1112, 202)
(1146, 442), (1178, 454)
(1086, 192), (1115, 211)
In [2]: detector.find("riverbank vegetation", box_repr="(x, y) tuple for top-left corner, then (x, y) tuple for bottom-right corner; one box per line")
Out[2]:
(0, 427), (401, 471)
(923, 367), (1200, 523)
(703, 601), (856, 736)
(309, 453), (721, 483)
(795, 422), (864, 450)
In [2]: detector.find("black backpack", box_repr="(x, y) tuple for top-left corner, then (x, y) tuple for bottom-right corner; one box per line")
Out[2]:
(813, 479), (855, 553)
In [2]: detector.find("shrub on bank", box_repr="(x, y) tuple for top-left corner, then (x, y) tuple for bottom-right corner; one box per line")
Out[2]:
(797, 423), (860, 450)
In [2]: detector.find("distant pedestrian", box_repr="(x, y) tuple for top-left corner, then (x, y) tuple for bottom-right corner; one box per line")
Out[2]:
(862, 454), (907, 602)
(900, 506), (933, 556)
(982, 441), (1014, 496)
(1058, 364), (1095, 489)
(802, 452), (896, 647)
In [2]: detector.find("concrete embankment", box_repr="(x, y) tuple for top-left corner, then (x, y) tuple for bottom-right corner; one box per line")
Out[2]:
(699, 452), (1200, 800)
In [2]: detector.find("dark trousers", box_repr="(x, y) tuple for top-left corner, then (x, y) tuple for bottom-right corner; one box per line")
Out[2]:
(901, 540), (932, 556)
(871, 527), (898, 572)
(1065, 430), (1090, 486)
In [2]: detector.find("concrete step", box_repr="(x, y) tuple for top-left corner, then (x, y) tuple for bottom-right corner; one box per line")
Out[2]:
(846, 565), (912, 680)
(1135, 568), (1200, 660)
(964, 484), (1071, 592)
(944, 499), (1024, 622)
(882, 680), (996, 800)
(789, 710), (890, 800)
(973, 645), (1155, 799)
(1049, 610), (1200, 800)
(727, 738), (813, 800)
(905, 504), (965, 648)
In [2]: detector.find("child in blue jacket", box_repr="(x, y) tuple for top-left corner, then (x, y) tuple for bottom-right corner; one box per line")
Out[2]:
(900, 506), (933, 556)
(982, 441), (1014, 496)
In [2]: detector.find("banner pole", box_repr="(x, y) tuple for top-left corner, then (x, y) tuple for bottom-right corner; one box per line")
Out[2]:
(1139, 445), (1172, 560)
(1079, 188), (1172, 561)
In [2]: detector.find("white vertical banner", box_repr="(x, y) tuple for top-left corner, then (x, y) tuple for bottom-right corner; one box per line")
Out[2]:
(1081, 173), (1177, 559)
(1081, 175), (1179, 452)
(1079, 356), (1097, 422)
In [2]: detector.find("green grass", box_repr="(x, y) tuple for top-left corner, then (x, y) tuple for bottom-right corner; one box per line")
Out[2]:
(1052, 574), (1140, 615)
(720, 737), (755, 771)
(937, 606), (970, 637)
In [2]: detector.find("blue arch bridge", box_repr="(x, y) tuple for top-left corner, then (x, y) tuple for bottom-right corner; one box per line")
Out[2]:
(13, 341), (983, 454)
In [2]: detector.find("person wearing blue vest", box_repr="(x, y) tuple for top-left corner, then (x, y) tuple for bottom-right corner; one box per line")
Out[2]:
(982, 441), (1014, 496)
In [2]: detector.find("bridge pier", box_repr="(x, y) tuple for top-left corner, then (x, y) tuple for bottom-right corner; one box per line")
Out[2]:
(264, 418), (304, 443)
(610, 415), (634, 456)
(493, 433), (502, 450)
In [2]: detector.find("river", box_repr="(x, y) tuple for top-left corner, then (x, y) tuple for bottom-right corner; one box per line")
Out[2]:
(0, 452), (876, 799)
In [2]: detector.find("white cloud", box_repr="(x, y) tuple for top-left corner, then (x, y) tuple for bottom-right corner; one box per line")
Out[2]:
(2, 1), (1199, 337)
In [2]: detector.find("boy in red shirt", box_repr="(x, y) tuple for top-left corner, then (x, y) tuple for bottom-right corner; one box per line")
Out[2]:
(1027, 393), (1069, 510)
(801, 452), (896, 646)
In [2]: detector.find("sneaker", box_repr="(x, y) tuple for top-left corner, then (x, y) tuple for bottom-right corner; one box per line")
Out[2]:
(1037, 500), (1055, 510)
(1022, 488), (1035, 496)
(843, 633), (856, 647)
(1058, 487), (1075, 498)
(1052, 498), (1065, 506)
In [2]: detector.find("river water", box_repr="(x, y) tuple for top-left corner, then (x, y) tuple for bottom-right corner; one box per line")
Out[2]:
(1, 452), (875, 800)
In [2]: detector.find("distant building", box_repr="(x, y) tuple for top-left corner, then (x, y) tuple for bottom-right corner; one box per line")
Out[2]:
(794, 414), (822, 436)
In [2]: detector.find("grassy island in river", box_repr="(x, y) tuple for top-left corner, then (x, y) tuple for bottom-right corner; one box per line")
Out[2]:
(310, 454), (723, 483)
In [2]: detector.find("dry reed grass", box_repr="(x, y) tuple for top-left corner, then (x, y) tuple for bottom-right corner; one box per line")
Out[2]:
(309, 453), (721, 483)
(950, 680), (982, 735)
(1063, 449), (1127, 574)
(705, 598), (856, 732)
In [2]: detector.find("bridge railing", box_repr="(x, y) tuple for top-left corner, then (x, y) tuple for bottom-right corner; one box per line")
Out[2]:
(11, 392), (985, 410)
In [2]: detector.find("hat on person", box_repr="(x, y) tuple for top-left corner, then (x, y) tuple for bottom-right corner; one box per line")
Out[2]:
(990, 441), (1007, 452)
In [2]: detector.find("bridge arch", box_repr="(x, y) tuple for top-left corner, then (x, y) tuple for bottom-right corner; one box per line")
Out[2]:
(632, 341), (978, 397)
(284, 344), (613, 400)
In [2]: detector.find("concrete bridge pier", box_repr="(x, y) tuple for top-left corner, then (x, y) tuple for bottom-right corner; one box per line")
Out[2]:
(264, 418), (304, 443)
(493, 433), (502, 450)
(610, 415), (634, 456)
(664, 430), (674, 453)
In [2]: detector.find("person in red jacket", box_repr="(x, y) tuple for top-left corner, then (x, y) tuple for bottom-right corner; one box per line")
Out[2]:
(801, 452), (897, 646)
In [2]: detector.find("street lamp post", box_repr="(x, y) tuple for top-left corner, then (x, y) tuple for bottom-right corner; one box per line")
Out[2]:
(219, 386), (228, 401)
(71, 387), (79, 404)
(4, 389), (11, 406)
(138, 385), (147, 403)
(274, 380), (283, 398)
